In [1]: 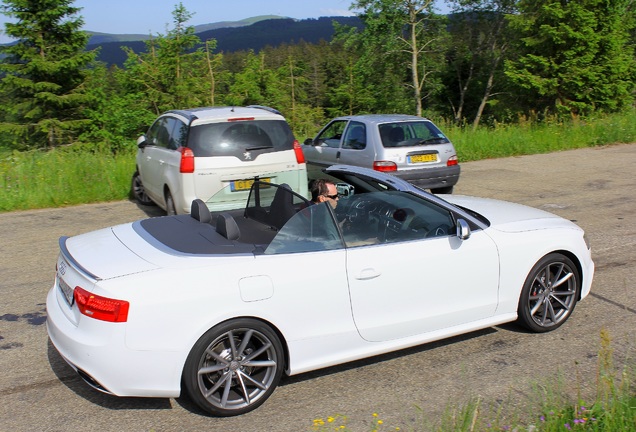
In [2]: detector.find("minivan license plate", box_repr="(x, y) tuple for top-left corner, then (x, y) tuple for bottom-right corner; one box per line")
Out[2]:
(231, 178), (271, 191)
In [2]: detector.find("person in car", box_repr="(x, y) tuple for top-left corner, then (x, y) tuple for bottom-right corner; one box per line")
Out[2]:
(309, 178), (339, 208)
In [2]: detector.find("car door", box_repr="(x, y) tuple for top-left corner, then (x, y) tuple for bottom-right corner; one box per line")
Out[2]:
(337, 121), (376, 169)
(343, 194), (500, 342)
(304, 120), (347, 168)
(138, 117), (174, 201)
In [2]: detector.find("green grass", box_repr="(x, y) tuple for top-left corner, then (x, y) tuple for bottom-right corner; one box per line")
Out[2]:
(441, 110), (636, 162)
(310, 330), (635, 431)
(0, 110), (635, 213)
(0, 146), (136, 212)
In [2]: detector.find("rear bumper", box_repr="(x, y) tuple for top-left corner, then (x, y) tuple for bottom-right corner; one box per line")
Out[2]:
(46, 285), (183, 398)
(394, 165), (461, 190)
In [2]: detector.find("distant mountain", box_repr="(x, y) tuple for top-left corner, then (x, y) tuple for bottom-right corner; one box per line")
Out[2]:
(85, 15), (285, 45)
(88, 16), (363, 67)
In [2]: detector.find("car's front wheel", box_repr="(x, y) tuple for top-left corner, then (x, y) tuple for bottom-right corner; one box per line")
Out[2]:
(182, 318), (285, 417)
(131, 171), (155, 206)
(517, 253), (580, 332)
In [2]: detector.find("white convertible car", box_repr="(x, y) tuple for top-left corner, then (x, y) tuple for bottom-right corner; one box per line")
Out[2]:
(46, 165), (594, 416)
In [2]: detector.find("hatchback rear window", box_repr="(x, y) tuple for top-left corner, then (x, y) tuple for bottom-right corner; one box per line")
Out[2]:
(187, 120), (295, 157)
(378, 121), (449, 148)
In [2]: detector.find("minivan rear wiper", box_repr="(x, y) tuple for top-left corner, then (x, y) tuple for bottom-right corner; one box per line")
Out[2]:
(246, 145), (274, 151)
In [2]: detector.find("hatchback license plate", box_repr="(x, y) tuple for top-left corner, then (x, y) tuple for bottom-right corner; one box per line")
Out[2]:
(58, 277), (74, 307)
(409, 154), (438, 163)
(231, 178), (271, 191)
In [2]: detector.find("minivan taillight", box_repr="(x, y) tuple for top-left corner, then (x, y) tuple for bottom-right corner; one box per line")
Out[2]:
(373, 161), (397, 172)
(74, 287), (129, 322)
(179, 147), (195, 173)
(447, 155), (458, 166)
(293, 140), (305, 164)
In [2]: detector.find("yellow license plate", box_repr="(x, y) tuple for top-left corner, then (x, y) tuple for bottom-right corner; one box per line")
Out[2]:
(409, 154), (438, 163)
(231, 178), (271, 191)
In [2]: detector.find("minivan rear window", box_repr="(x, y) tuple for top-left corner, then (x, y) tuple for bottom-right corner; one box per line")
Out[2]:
(187, 120), (294, 157)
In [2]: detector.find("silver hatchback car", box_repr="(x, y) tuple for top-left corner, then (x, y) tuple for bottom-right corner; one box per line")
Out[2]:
(303, 114), (460, 193)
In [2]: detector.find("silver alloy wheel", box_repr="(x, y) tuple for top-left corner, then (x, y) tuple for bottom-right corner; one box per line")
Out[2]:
(196, 327), (279, 412)
(519, 253), (579, 332)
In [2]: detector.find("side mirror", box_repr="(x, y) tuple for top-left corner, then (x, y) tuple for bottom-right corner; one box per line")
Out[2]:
(136, 135), (148, 148)
(456, 219), (471, 240)
(303, 138), (313, 146)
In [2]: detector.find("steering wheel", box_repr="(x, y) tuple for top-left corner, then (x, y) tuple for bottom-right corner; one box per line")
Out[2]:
(426, 223), (451, 238)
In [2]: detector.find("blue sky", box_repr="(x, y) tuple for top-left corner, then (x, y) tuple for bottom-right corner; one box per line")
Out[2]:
(0, 0), (450, 44)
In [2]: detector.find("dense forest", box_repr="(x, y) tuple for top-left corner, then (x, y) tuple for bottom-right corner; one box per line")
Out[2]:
(0, 0), (634, 151)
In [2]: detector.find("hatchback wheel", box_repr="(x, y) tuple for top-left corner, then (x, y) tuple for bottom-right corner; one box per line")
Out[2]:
(182, 319), (284, 416)
(431, 185), (453, 194)
(517, 253), (580, 332)
(131, 171), (154, 206)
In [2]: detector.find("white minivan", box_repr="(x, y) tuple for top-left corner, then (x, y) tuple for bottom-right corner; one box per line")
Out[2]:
(132, 106), (308, 214)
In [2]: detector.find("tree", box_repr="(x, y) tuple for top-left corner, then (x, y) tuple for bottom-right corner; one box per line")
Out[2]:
(444, 0), (517, 128)
(0, 0), (96, 149)
(120, 3), (206, 115)
(352, 0), (448, 115)
(505, 0), (636, 118)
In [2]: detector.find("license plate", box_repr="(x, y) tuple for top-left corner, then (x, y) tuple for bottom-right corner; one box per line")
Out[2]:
(58, 276), (74, 307)
(409, 154), (438, 163)
(231, 178), (271, 191)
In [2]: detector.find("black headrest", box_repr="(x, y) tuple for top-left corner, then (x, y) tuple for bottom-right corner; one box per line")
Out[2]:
(191, 199), (211, 223)
(216, 213), (240, 240)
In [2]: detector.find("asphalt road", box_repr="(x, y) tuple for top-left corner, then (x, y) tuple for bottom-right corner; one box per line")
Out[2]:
(1, 144), (635, 432)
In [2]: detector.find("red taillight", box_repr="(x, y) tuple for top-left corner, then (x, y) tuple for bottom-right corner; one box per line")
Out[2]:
(179, 147), (195, 173)
(74, 287), (129, 323)
(227, 117), (255, 122)
(373, 161), (397, 172)
(447, 155), (458, 167)
(293, 139), (305, 164)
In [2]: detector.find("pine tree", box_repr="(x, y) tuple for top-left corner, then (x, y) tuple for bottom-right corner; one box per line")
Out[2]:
(0, 0), (96, 149)
(505, 0), (635, 118)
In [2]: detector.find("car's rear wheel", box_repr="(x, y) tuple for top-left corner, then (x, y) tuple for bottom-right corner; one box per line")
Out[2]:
(164, 189), (177, 215)
(517, 253), (580, 332)
(131, 171), (155, 206)
(182, 318), (284, 417)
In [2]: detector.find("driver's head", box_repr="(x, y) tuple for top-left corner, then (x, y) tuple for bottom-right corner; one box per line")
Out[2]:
(310, 178), (339, 208)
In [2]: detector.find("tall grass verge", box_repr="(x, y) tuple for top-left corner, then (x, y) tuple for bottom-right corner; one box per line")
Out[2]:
(0, 110), (634, 212)
(0, 147), (136, 212)
(310, 329), (635, 431)
(443, 110), (636, 162)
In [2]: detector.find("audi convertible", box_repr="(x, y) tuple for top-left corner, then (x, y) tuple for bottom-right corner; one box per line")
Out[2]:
(46, 165), (594, 416)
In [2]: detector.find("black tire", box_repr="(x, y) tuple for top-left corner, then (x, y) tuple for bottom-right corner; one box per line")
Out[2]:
(431, 185), (454, 194)
(517, 253), (580, 333)
(165, 189), (177, 215)
(131, 171), (155, 206)
(182, 318), (284, 417)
